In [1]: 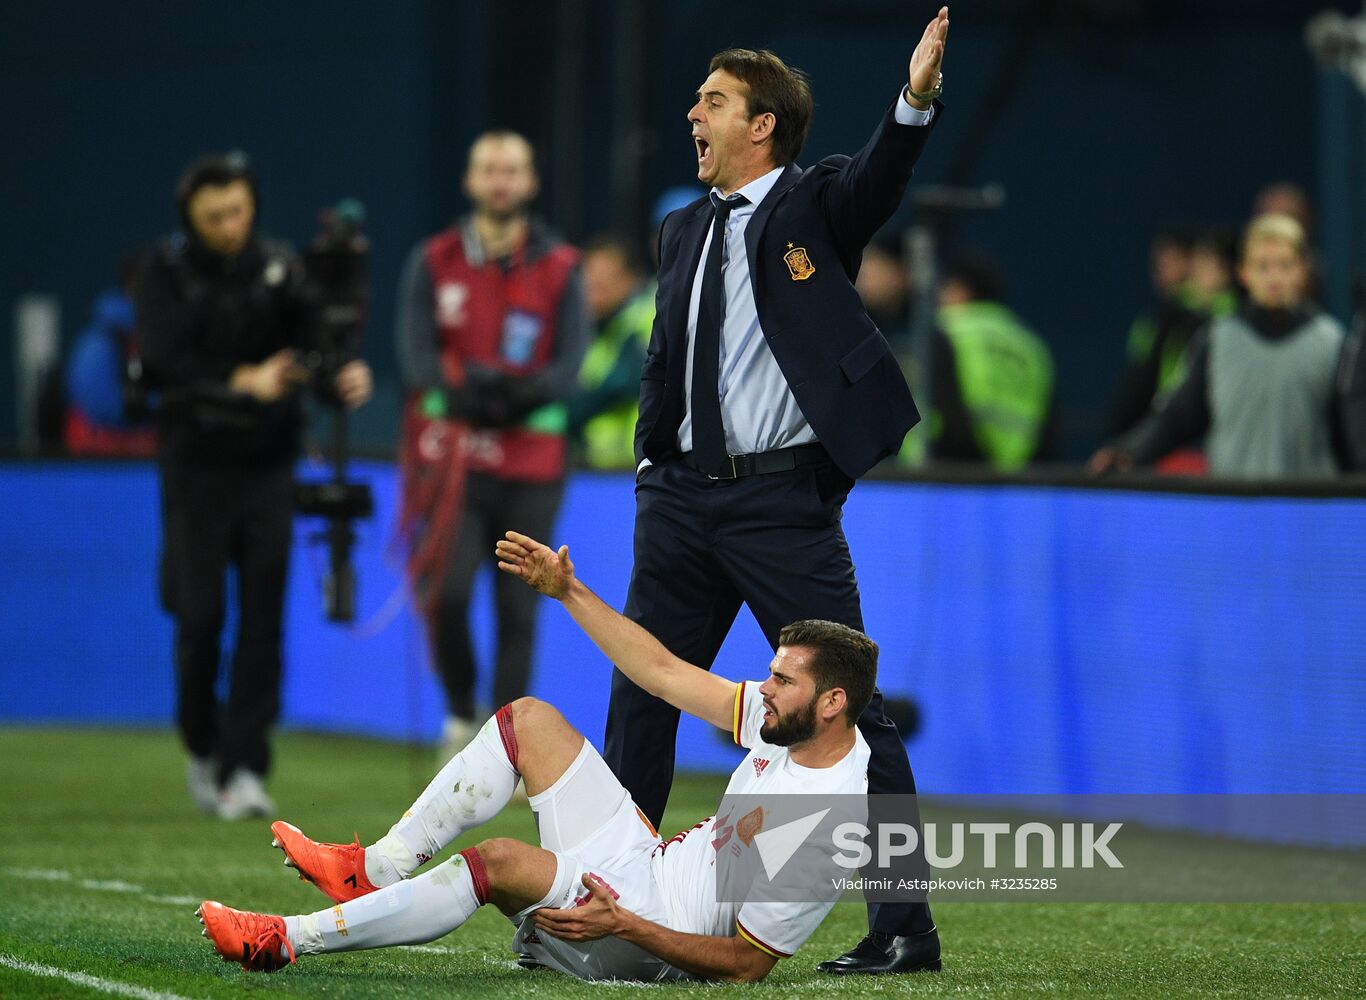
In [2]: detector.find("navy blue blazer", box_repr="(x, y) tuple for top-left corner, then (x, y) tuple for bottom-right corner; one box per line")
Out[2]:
(636, 97), (943, 480)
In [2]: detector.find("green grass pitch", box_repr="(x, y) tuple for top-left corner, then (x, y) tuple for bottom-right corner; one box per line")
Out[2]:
(0, 728), (1361, 998)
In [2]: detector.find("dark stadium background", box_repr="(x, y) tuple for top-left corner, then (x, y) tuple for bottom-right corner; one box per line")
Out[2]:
(4, 0), (1362, 459)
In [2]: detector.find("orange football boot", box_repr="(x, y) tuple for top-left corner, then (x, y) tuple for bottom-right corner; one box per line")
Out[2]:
(271, 820), (379, 903)
(197, 900), (295, 972)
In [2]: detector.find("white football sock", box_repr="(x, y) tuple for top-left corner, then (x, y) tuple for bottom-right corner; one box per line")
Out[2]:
(287, 849), (488, 955)
(367, 711), (518, 881)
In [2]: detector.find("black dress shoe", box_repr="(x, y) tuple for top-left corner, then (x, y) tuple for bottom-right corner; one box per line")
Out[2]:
(817, 927), (942, 975)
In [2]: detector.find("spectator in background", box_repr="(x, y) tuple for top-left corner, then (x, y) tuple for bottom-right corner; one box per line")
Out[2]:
(1108, 226), (1208, 437)
(566, 235), (656, 469)
(1139, 226), (1244, 475)
(855, 239), (913, 354)
(395, 131), (588, 761)
(1090, 215), (1349, 478)
(140, 153), (372, 819)
(1253, 181), (1314, 236)
(1253, 180), (1321, 301)
(1107, 225), (1242, 473)
(65, 250), (156, 457)
(905, 256), (1054, 471)
(1187, 227), (1239, 317)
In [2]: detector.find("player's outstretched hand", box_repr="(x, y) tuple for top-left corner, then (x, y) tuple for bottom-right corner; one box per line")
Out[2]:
(532, 874), (624, 942)
(907, 5), (949, 106)
(496, 530), (575, 599)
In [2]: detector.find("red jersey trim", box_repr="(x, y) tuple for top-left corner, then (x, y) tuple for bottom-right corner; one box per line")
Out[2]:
(458, 847), (491, 905)
(495, 704), (519, 773)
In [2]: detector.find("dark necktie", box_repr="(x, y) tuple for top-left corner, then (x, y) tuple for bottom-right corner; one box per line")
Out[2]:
(691, 192), (746, 475)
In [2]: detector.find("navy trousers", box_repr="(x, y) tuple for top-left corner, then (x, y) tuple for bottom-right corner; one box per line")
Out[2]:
(603, 456), (932, 937)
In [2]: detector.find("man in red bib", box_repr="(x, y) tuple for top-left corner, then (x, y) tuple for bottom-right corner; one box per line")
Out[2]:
(396, 131), (589, 758)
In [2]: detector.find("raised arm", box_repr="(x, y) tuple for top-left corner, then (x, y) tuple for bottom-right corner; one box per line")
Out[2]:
(816, 6), (948, 251)
(906, 6), (949, 110)
(495, 531), (736, 729)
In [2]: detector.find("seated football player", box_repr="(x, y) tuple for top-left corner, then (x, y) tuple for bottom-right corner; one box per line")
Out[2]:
(197, 530), (879, 983)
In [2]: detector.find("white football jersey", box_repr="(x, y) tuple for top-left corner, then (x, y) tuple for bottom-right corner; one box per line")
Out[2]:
(651, 680), (870, 959)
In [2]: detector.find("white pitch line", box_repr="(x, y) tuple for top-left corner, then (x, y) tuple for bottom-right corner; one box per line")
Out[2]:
(80, 878), (147, 893)
(1, 866), (69, 881)
(1, 867), (200, 907)
(147, 893), (204, 906)
(0, 954), (197, 1000)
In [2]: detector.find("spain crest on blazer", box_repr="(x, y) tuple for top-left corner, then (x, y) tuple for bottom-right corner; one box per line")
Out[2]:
(783, 243), (816, 281)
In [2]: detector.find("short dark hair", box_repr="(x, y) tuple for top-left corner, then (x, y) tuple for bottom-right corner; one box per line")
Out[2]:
(175, 151), (256, 227)
(1193, 226), (1238, 270)
(583, 233), (643, 276)
(707, 48), (813, 165)
(467, 130), (536, 171)
(778, 620), (878, 726)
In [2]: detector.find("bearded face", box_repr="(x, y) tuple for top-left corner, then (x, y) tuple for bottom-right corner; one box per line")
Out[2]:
(760, 691), (820, 747)
(464, 136), (538, 222)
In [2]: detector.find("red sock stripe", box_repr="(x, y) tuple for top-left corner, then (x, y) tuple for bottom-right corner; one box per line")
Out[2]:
(458, 847), (491, 906)
(495, 705), (519, 772)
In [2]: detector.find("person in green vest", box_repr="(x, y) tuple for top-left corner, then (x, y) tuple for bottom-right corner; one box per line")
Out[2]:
(1187, 227), (1240, 319)
(907, 256), (1055, 471)
(567, 235), (657, 469)
(1108, 226), (1238, 437)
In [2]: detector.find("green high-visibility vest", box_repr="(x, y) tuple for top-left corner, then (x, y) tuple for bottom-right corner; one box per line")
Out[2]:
(1125, 282), (1237, 397)
(937, 301), (1054, 471)
(578, 287), (656, 469)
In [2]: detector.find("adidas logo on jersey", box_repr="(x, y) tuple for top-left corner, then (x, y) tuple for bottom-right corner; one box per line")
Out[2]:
(753, 758), (770, 777)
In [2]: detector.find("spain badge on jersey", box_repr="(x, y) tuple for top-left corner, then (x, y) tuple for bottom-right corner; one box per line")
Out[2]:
(783, 243), (815, 281)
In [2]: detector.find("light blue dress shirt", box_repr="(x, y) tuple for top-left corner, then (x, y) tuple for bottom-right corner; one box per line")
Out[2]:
(676, 91), (934, 458)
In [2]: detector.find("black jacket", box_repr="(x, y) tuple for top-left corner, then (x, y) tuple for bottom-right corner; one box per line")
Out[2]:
(138, 232), (311, 467)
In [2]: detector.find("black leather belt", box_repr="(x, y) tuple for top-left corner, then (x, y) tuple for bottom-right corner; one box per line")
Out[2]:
(683, 443), (830, 480)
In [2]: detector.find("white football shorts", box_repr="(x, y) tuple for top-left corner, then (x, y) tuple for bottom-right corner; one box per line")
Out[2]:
(509, 738), (691, 982)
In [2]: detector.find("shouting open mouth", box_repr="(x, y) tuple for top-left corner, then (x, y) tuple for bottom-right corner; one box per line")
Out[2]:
(694, 135), (712, 172)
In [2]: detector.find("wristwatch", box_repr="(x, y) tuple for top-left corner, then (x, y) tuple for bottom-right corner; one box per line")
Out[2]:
(905, 74), (943, 105)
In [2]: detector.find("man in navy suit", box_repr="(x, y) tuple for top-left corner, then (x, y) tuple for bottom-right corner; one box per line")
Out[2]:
(604, 7), (950, 976)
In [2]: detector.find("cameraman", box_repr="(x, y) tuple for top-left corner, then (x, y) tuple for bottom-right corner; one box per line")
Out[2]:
(138, 153), (372, 820)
